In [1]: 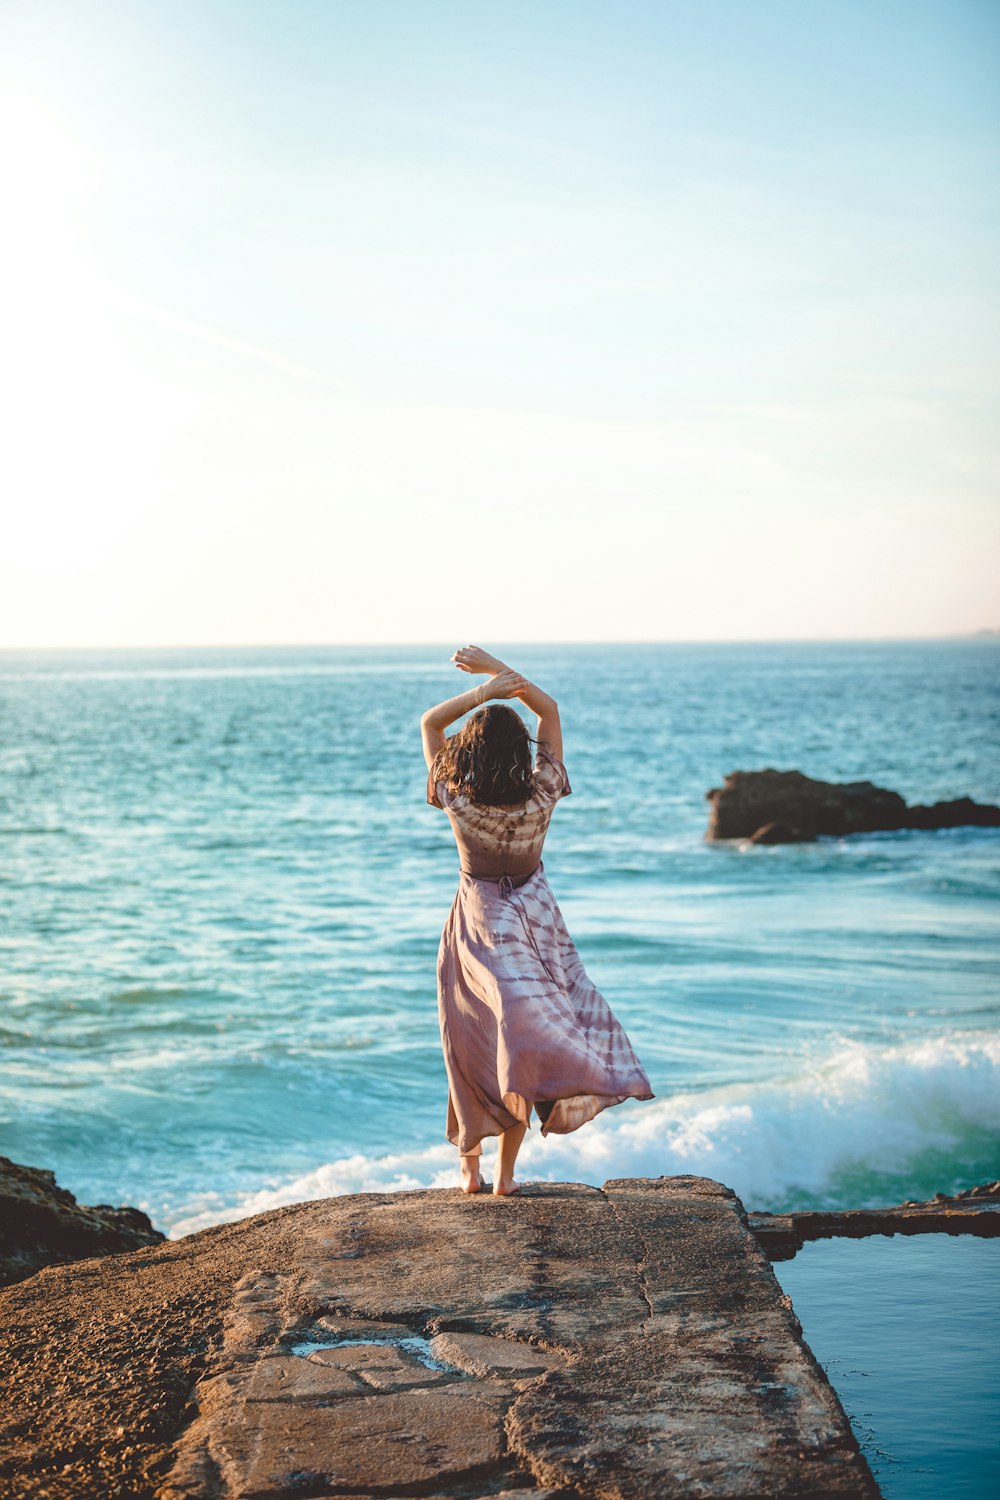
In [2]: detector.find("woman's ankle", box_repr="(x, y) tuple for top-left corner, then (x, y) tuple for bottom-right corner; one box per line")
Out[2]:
(459, 1153), (482, 1182)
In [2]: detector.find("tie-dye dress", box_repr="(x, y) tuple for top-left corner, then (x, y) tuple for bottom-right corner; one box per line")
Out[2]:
(427, 744), (654, 1156)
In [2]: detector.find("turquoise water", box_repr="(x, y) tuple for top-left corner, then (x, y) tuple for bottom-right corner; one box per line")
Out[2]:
(1, 639), (998, 1239)
(776, 1236), (1000, 1499)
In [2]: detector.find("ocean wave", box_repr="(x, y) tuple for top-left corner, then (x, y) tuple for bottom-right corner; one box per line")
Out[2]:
(167, 1031), (1000, 1238)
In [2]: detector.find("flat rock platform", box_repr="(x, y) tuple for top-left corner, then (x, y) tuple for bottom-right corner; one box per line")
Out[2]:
(0, 1176), (875, 1494)
(0, 1176), (878, 1499)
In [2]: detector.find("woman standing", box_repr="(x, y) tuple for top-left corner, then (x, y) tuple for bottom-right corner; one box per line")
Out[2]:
(422, 645), (653, 1196)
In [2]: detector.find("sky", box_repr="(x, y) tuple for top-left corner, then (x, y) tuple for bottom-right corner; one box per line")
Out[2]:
(1, 0), (998, 647)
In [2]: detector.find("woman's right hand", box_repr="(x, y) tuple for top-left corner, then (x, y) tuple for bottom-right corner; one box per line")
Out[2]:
(451, 645), (508, 675)
(484, 668), (530, 700)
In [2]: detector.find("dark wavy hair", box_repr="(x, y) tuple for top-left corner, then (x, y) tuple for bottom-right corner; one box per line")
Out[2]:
(432, 704), (535, 806)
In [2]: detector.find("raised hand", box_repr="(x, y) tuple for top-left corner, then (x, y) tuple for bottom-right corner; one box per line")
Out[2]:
(484, 668), (530, 701)
(451, 645), (508, 676)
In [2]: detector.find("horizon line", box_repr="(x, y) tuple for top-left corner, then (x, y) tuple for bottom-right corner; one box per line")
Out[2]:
(1, 631), (997, 653)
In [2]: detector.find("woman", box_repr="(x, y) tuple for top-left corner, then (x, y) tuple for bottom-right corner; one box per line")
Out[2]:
(421, 645), (654, 1197)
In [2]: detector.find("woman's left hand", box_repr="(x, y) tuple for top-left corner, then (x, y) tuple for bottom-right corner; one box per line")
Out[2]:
(484, 668), (530, 700)
(451, 645), (508, 675)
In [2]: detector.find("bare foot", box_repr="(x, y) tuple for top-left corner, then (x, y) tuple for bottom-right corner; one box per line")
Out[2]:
(460, 1155), (484, 1194)
(493, 1178), (521, 1197)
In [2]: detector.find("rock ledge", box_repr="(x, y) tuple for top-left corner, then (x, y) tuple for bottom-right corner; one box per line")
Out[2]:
(0, 1175), (878, 1500)
(750, 1182), (1000, 1261)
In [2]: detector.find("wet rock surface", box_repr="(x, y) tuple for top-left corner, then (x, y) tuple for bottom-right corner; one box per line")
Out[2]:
(705, 767), (1000, 843)
(750, 1182), (1000, 1261)
(0, 1153), (165, 1290)
(0, 1176), (878, 1499)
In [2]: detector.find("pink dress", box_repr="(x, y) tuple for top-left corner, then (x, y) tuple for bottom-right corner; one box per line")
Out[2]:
(427, 745), (654, 1156)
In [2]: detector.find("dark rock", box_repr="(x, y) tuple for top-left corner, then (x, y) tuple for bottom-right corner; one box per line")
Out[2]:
(705, 768), (1000, 843)
(749, 1183), (1000, 1261)
(906, 796), (1000, 829)
(0, 1155), (165, 1289)
(746, 820), (814, 844)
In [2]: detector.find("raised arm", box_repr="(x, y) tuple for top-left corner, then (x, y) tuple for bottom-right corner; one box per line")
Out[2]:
(420, 666), (530, 770)
(451, 645), (563, 764)
(516, 680), (563, 765)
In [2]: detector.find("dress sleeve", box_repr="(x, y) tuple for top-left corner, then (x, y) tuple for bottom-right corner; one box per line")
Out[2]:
(426, 764), (450, 809)
(533, 744), (572, 804)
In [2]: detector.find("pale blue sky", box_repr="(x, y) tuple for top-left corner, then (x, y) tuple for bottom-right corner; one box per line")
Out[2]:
(1, 0), (997, 645)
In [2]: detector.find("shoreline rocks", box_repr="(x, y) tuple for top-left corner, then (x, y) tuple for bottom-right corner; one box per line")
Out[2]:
(1, 1161), (993, 1498)
(0, 1154), (165, 1290)
(705, 767), (1000, 844)
(0, 1176), (878, 1500)
(749, 1182), (1000, 1261)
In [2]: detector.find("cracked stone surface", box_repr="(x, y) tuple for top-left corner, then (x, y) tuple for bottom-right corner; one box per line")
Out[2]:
(428, 1331), (565, 1380)
(155, 1177), (876, 1499)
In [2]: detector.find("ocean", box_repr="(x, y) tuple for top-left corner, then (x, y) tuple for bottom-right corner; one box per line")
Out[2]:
(2, 639), (998, 1492)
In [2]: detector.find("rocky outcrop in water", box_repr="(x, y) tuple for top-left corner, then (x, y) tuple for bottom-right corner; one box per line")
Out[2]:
(0, 1154), (165, 1290)
(705, 768), (1000, 844)
(749, 1182), (1000, 1261)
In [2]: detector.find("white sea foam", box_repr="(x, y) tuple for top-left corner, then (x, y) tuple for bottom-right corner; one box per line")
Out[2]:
(167, 1031), (1000, 1237)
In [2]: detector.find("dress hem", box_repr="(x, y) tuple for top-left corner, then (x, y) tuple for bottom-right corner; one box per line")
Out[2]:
(539, 1088), (656, 1137)
(446, 1087), (655, 1155)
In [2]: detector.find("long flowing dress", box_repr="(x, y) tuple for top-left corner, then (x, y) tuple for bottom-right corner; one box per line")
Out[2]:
(427, 744), (654, 1156)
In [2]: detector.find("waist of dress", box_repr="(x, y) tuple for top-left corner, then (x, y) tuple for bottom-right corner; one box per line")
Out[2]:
(460, 862), (541, 894)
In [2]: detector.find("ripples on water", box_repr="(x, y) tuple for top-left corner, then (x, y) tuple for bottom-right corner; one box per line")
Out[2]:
(776, 1236), (1000, 1500)
(1, 640), (998, 1234)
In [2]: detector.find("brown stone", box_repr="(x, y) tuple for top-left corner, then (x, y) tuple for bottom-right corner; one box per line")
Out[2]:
(0, 1154), (164, 1289)
(225, 1388), (510, 1496)
(243, 1354), (365, 1402)
(428, 1330), (565, 1378)
(0, 1177), (878, 1499)
(704, 767), (1000, 843)
(304, 1340), (454, 1391)
(750, 1182), (1000, 1261)
(746, 820), (813, 844)
(157, 1178), (875, 1498)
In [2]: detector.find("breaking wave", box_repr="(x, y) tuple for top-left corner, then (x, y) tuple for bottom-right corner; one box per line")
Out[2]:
(168, 1031), (1000, 1237)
